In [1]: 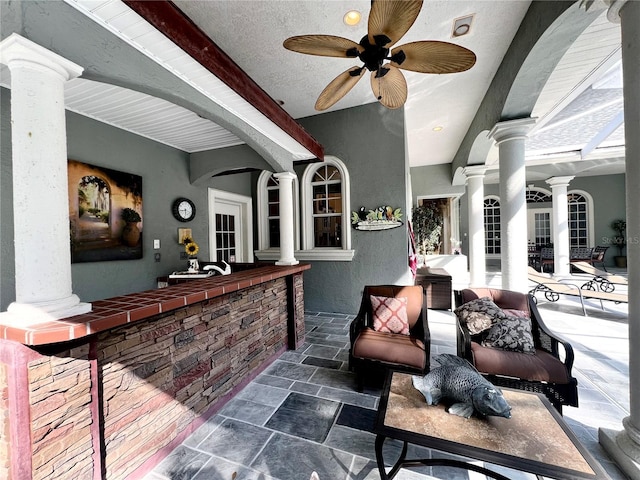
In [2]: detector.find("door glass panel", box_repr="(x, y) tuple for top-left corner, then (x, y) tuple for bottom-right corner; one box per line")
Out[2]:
(215, 212), (237, 262)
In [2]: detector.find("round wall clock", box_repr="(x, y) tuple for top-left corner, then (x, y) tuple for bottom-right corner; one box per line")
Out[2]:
(172, 197), (196, 222)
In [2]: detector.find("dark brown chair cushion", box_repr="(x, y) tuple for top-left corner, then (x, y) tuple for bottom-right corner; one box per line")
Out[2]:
(352, 329), (426, 370)
(470, 342), (570, 383)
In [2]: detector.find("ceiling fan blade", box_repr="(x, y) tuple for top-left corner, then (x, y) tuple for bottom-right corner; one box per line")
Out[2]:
(390, 41), (476, 73)
(368, 0), (423, 48)
(283, 35), (363, 58)
(315, 66), (365, 111)
(370, 64), (407, 109)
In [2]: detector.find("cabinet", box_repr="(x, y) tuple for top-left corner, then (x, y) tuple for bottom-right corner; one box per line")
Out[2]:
(415, 269), (452, 310)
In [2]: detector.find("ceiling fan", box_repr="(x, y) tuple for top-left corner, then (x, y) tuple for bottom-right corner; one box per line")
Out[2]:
(283, 0), (476, 111)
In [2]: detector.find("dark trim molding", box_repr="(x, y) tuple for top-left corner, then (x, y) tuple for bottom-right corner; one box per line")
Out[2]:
(123, 1), (324, 161)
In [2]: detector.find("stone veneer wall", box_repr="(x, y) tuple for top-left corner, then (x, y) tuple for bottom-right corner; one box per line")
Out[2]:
(0, 273), (303, 479)
(293, 272), (305, 346)
(0, 362), (9, 480)
(100, 278), (289, 479)
(28, 345), (94, 479)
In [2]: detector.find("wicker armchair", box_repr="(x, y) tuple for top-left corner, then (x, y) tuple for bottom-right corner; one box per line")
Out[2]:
(454, 288), (578, 413)
(349, 285), (430, 391)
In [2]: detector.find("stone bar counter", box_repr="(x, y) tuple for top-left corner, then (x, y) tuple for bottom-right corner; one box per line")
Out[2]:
(0, 264), (309, 480)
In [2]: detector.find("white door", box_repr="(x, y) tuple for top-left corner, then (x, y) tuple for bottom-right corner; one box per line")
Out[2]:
(208, 189), (253, 263)
(527, 208), (553, 246)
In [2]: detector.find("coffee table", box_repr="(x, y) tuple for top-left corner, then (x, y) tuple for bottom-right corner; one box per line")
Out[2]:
(374, 372), (609, 480)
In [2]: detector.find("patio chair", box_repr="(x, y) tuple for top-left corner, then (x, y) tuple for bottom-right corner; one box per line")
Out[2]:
(527, 267), (628, 316)
(591, 245), (609, 270)
(539, 247), (554, 272)
(528, 244), (540, 270)
(571, 261), (627, 293)
(454, 287), (578, 413)
(349, 285), (430, 391)
(569, 247), (595, 266)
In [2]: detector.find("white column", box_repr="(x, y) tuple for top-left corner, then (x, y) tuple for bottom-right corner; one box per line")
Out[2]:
(274, 172), (299, 266)
(0, 34), (91, 319)
(600, 2), (640, 478)
(489, 118), (536, 293)
(463, 165), (488, 287)
(546, 176), (574, 276)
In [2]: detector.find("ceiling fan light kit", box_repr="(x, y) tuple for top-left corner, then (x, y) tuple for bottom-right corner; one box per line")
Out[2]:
(283, 0), (476, 111)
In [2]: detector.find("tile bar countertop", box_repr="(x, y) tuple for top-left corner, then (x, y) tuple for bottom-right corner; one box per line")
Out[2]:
(0, 264), (310, 346)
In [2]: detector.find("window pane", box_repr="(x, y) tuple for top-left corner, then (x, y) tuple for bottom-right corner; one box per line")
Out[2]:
(328, 183), (341, 194)
(325, 166), (340, 181)
(314, 216), (340, 247)
(269, 219), (280, 247)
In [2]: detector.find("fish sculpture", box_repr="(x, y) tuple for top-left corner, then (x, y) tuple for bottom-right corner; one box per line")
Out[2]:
(412, 354), (512, 419)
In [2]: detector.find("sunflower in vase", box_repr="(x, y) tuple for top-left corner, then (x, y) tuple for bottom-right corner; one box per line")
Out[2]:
(183, 237), (200, 272)
(183, 238), (199, 257)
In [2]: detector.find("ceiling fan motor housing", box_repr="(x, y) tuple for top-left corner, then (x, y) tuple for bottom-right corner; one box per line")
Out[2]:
(358, 35), (390, 71)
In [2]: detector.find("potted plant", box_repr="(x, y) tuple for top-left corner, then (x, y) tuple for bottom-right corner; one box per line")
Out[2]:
(611, 219), (627, 268)
(412, 202), (444, 255)
(121, 208), (142, 247)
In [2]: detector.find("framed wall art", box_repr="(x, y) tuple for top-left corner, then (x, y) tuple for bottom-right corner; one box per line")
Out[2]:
(68, 159), (143, 263)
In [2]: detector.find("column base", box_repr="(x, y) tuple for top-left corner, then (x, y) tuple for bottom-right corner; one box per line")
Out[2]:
(8, 294), (92, 320)
(600, 427), (640, 479)
(276, 259), (299, 266)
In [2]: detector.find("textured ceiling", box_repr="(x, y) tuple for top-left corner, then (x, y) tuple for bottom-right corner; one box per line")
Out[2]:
(1, 1), (625, 179)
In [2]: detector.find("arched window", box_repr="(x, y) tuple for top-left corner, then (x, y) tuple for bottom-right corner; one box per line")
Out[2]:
(484, 196), (501, 256)
(568, 191), (594, 247)
(299, 156), (354, 261)
(256, 171), (300, 252)
(525, 189), (552, 203)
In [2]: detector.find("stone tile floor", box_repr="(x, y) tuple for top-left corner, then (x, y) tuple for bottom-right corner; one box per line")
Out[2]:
(144, 272), (629, 480)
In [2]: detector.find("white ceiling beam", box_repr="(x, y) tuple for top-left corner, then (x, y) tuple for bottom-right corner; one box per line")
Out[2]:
(580, 110), (624, 159)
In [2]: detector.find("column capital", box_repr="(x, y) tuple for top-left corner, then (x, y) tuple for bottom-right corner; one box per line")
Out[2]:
(546, 176), (575, 188)
(273, 171), (297, 181)
(462, 165), (488, 180)
(606, 0), (629, 23)
(489, 117), (537, 145)
(0, 33), (83, 80)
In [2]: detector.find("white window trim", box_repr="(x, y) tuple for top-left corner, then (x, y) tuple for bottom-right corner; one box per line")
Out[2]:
(208, 188), (253, 263)
(300, 156), (354, 261)
(255, 170), (300, 255)
(484, 195), (501, 259)
(568, 189), (595, 247)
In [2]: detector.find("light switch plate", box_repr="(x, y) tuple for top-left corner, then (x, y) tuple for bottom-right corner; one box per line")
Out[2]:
(153, 239), (160, 249)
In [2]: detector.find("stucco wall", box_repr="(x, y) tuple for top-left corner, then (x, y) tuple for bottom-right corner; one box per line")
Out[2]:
(297, 103), (413, 314)
(1, 88), (16, 311)
(410, 164), (465, 201)
(2, 84), (412, 315)
(0, 87), (253, 310)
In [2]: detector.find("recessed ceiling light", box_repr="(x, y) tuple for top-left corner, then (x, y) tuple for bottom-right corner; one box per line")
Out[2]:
(452, 14), (474, 38)
(433, 126), (444, 132)
(343, 10), (361, 26)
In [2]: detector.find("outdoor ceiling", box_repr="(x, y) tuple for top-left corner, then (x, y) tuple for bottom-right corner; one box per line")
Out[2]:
(1, 1), (625, 179)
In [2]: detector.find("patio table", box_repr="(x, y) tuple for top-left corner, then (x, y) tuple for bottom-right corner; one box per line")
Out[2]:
(374, 372), (609, 480)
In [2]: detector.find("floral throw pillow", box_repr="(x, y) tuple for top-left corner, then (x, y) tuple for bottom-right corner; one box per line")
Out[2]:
(370, 295), (410, 335)
(481, 315), (536, 354)
(454, 297), (506, 335)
